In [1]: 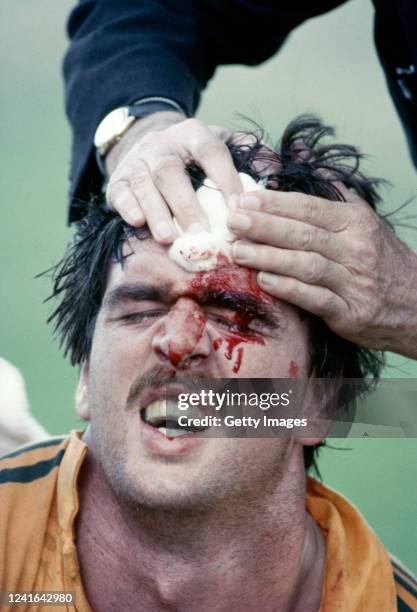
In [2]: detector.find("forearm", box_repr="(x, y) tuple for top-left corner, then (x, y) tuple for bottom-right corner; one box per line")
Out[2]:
(63, 0), (313, 218)
(373, 0), (417, 171)
(63, 1), (207, 219)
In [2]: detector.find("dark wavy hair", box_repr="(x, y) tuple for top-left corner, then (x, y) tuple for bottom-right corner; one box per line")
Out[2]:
(46, 115), (386, 471)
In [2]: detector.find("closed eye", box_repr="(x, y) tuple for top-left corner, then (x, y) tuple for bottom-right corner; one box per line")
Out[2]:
(120, 310), (167, 324)
(208, 312), (265, 335)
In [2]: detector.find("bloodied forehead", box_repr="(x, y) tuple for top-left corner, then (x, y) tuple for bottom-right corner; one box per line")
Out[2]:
(102, 238), (308, 375)
(104, 238), (283, 321)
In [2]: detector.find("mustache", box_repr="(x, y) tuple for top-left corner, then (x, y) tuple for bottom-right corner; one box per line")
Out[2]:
(125, 367), (222, 411)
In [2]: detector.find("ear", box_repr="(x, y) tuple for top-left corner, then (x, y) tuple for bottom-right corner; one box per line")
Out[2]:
(295, 377), (341, 447)
(295, 414), (333, 448)
(75, 361), (90, 421)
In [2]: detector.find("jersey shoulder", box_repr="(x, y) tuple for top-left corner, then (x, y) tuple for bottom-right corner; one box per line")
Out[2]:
(0, 436), (67, 484)
(391, 555), (417, 611)
(0, 437), (68, 533)
(0, 437), (69, 591)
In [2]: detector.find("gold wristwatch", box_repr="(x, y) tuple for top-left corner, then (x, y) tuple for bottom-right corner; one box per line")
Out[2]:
(94, 98), (185, 158)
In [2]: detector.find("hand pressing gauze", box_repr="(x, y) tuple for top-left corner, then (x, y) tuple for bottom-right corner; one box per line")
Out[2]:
(169, 172), (265, 271)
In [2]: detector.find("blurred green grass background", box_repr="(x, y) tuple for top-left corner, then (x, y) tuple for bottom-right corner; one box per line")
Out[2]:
(0, 0), (416, 572)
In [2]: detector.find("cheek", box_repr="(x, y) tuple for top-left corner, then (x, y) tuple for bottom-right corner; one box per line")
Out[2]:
(209, 336), (275, 376)
(210, 328), (309, 377)
(92, 320), (149, 367)
(211, 333), (264, 374)
(88, 326), (147, 409)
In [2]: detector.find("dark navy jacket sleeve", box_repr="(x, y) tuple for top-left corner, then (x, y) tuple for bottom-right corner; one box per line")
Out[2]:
(63, 0), (417, 222)
(372, 0), (417, 169)
(63, 0), (351, 221)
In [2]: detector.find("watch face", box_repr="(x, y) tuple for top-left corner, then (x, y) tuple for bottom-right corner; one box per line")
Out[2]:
(94, 107), (134, 149)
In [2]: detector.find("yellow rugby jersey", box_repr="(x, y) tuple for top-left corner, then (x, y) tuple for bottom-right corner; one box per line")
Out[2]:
(0, 431), (416, 611)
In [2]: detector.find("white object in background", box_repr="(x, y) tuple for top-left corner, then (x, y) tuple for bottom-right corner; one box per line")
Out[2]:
(169, 172), (265, 272)
(0, 357), (48, 456)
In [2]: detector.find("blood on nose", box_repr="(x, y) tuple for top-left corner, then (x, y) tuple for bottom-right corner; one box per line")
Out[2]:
(162, 299), (206, 366)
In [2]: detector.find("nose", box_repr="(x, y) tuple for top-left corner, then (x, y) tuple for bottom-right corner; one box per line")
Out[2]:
(152, 298), (211, 368)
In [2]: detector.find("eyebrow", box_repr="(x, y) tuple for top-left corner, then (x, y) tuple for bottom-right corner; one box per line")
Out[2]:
(202, 290), (279, 326)
(103, 282), (280, 325)
(103, 284), (172, 310)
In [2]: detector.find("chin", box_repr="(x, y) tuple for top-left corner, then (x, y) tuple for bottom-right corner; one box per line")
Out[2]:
(112, 468), (227, 514)
(122, 484), (218, 514)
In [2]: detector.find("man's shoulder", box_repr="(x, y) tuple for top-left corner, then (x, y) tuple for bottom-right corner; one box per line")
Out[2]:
(0, 436), (69, 513)
(0, 435), (68, 476)
(0, 436), (72, 592)
(391, 556), (417, 612)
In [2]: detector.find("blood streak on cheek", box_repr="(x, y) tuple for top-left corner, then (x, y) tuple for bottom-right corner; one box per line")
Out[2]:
(233, 347), (244, 374)
(222, 332), (264, 374)
(213, 338), (223, 351)
(213, 332), (263, 374)
(288, 360), (299, 377)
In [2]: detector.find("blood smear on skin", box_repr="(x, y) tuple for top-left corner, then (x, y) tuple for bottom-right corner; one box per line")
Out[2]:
(232, 347), (244, 374)
(289, 360), (299, 377)
(188, 266), (269, 374)
(213, 338), (223, 351)
(186, 267), (272, 304)
(213, 334), (247, 374)
(166, 304), (206, 366)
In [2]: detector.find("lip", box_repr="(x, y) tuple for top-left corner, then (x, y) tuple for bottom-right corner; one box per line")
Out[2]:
(139, 417), (206, 456)
(138, 383), (209, 456)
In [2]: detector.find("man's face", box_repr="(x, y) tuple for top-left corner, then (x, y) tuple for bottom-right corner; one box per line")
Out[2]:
(83, 238), (310, 510)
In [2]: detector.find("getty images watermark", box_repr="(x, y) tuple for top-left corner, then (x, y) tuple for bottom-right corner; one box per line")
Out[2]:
(176, 388), (307, 431)
(156, 378), (417, 438)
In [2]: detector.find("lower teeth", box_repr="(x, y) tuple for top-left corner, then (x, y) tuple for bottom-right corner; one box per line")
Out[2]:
(157, 427), (188, 438)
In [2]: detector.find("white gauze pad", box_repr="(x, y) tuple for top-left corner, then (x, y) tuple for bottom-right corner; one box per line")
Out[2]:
(169, 172), (265, 271)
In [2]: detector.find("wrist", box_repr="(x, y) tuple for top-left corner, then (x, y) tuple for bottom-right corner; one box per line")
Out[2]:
(105, 110), (185, 175)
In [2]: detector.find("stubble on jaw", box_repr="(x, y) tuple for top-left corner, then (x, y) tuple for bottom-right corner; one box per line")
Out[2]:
(82, 424), (302, 558)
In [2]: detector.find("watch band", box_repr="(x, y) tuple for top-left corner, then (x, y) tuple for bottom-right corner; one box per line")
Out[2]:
(95, 97), (187, 179)
(130, 97), (185, 116)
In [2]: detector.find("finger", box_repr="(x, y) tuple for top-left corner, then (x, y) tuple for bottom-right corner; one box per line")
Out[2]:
(331, 180), (363, 205)
(290, 138), (311, 163)
(188, 134), (243, 200)
(257, 272), (345, 320)
(225, 131), (259, 147)
(106, 180), (146, 226)
(227, 210), (345, 262)
(232, 242), (348, 292)
(151, 154), (210, 231)
(121, 159), (178, 243)
(209, 125), (233, 141)
(209, 126), (263, 148)
(314, 167), (363, 205)
(238, 190), (352, 233)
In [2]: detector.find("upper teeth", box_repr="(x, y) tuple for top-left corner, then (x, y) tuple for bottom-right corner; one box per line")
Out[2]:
(142, 399), (203, 425)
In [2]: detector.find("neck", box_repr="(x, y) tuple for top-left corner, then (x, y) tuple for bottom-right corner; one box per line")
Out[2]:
(76, 441), (325, 612)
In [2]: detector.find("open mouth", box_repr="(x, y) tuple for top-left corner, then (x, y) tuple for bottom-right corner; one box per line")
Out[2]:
(140, 399), (209, 437)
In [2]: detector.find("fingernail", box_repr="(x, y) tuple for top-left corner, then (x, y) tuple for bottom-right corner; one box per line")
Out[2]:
(228, 212), (252, 231)
(188, 222), (205, 234)
(228, 194), (239, 210)
(232, 242), (256, 262)
(258, 272), (275, 286)
(129, 208), (143, 222)
(241, 195), (260, 210)
(154, 221), (176, 242)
